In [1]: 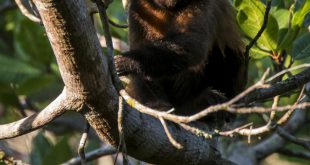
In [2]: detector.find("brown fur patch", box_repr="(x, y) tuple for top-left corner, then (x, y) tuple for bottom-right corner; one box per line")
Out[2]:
(134, 0), (172, 39)
(175, 9), (195, 32)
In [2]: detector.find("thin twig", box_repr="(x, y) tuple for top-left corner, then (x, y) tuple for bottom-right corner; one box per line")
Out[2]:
(217, 89), (307, 137)
(220, 122), (274, 136)
(179, 123), (213, 139)
(268, 96), (279, 124)
(63, 146), (116, 165)
(248, 125), (253, 143)
(227, 68), (270, 105)
(94, 0), (123, 90)
(267, 64), (310, 83)
(277, 86), (305, 125)
(242, 68), (310, 103)
(219, 123), (254, 137)
(94, 1), (130, 164)
(119, 70), (310, 125)
(159, 117), (183, 149)
(221, 95), (310, 137)
(228, 102), (310, 114)
(115, 96), (129, 165)
(108, 19), (128, 28)
(253, 104), (307, 160)
(78, 122), (90, 165)
(15, 0), (41, 23)
(118, 69), (270, 124)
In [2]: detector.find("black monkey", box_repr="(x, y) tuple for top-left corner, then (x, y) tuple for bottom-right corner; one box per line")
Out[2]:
(115, 0), (248, 122)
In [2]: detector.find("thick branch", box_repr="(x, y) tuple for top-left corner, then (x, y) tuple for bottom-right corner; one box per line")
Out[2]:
(33, 0), (119, 146)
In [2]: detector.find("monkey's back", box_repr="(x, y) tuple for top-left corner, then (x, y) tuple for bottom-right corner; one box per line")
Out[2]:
(125, 0), (247, 114)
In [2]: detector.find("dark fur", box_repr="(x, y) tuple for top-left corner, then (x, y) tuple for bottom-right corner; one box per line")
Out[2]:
(115, 0), (248, 120)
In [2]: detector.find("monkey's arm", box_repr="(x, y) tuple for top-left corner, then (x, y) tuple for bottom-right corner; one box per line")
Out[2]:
(115, 33), (210, 77)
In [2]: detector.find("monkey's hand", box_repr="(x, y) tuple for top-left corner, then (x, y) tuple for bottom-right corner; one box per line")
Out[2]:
(114, 55), (139, 76)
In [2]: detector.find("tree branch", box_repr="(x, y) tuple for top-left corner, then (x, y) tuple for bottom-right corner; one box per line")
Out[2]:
(15, 0), (41, 23)
(63, 145), (116, 165)
(0, 90), (72, 139)
(253, 97), (308, 160)
(242, 68), (310, 103)
(277, 127), (310, 150)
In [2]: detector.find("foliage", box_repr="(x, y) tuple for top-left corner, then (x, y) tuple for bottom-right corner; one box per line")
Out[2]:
(235, 0), (310, 61)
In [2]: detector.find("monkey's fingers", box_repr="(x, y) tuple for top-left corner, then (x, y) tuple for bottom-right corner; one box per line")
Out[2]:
(114, 55), (134, 76)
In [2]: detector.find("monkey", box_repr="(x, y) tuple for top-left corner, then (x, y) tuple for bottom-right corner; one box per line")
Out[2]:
(115, 0), (248, 124)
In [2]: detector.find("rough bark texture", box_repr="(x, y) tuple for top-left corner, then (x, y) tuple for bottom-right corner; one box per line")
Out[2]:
(33, 0), (119, 146)
(32, 0), (231, 164)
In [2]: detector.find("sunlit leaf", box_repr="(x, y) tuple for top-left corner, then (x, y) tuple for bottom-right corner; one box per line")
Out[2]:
(250, 47), (272, 59)
(272, 9), (290, 29)
(236, 1), (279, 51)
(292, 0), (310, 28)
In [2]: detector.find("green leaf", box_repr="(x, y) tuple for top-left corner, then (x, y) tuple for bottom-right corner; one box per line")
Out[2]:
(107, 0), (128, 40)
(277, 28), (300, 51)
(0, 55), (40, 83)
(234, 0), (266, 12)
(17, 74), (57, 95)
(237, 2), (279, 51)
(14, 17), (54, 66)
(292, 33), (310, 60)
(271, 0), (285, 9)
(41, 137), (73, 165)
(272, 9), (290, 29)
(250, 47), (272, 59)
(30, 132), (53, 165)
(292, 0), (310, 28)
